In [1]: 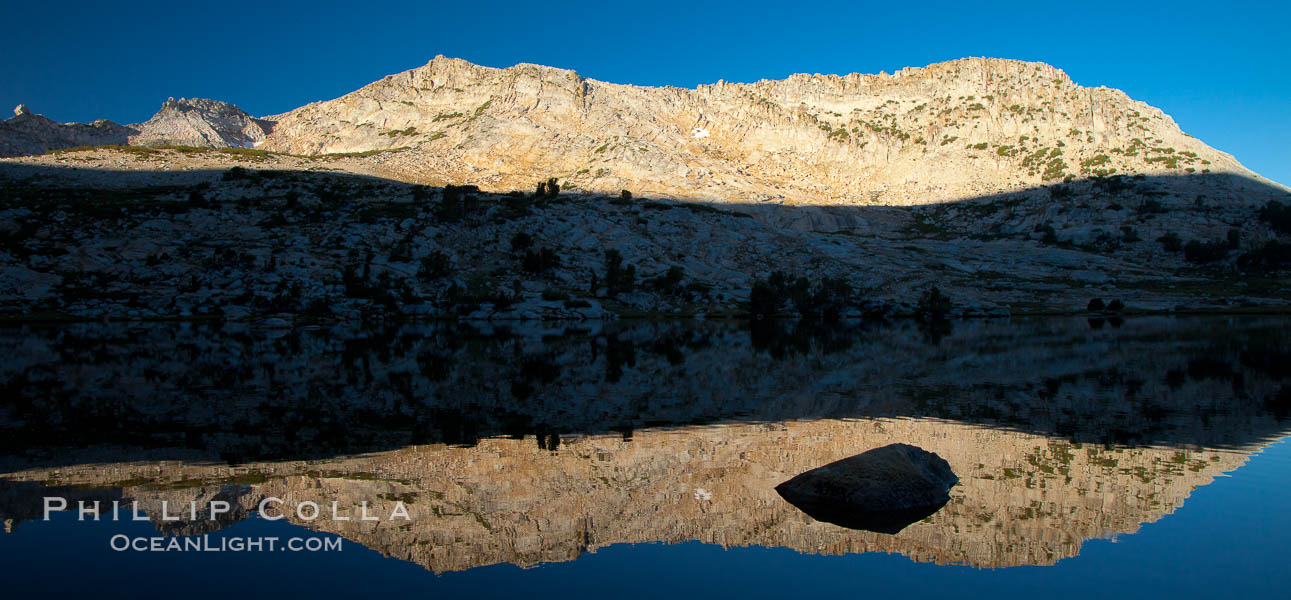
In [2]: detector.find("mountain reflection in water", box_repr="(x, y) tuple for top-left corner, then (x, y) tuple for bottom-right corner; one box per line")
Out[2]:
(0, 316), (1288, 573)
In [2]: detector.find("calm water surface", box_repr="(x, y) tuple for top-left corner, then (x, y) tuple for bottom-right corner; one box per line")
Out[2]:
(1, 316), (1288, 598)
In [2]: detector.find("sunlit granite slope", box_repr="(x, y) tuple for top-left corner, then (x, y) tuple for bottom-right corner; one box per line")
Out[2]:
(262, 56), (1280, 205)
(0, 99), (270, 157)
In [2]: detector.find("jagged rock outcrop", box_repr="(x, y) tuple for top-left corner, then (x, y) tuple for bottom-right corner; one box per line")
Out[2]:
(128, 97), (273, 148)
(0, 104), (133, 156)
(0, 99), (271, 157)
(261, 56), (1284, 205)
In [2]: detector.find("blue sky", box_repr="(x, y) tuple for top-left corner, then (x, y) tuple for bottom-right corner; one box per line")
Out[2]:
(3, 0), (1287, 184)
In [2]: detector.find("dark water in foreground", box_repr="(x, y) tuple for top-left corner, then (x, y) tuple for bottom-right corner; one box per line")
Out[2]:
(0, 316), (1288, 598)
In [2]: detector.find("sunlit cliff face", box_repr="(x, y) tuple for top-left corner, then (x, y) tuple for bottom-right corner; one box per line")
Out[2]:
(260, 57), (1273, 206)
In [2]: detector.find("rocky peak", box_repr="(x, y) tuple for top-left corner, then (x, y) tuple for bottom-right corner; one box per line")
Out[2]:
(0, 105), (133, 157)
(0, 97), (276, 156)
(258, 55), (1273, 206)
(128, 97), (273, 148)
(158, 96), (246, 116)
(1, 56), (1281, 204)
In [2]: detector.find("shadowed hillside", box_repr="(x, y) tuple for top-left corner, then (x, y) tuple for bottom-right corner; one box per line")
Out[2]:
(2, 155), (1289, 321)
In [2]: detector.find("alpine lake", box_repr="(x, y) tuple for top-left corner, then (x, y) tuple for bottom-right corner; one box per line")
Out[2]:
(1, 315), (1288, 598)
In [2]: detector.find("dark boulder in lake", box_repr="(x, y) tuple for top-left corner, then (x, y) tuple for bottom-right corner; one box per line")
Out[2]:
(775, 443), (958, 534)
